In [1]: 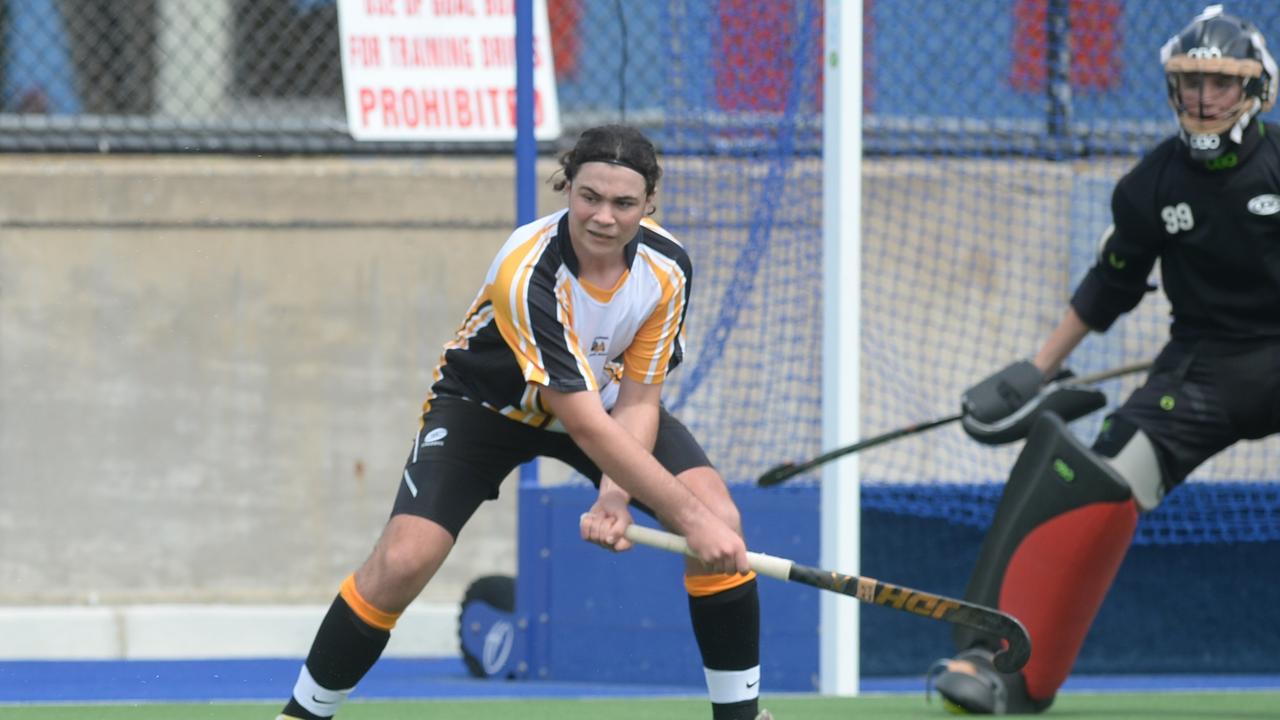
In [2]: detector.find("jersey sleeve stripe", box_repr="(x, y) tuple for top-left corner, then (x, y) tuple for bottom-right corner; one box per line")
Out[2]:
(420, 296), (496, 419)
(492, 228), (553, 386)
(624, 247), (688, 384)
(649, 252), (688, 380)
(555, 275), (598, 391)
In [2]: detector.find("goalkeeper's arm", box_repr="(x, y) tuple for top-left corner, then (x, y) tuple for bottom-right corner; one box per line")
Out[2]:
(1032, 306), (1093, 376)
(961, 306), (1103, 445)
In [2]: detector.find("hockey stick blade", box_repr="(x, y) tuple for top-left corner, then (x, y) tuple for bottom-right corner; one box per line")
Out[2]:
(620, 522), (1031, 673)
(757, 360), (1154, 487)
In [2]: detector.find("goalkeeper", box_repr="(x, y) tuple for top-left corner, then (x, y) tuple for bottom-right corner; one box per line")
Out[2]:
(929, 5), (1280, 714)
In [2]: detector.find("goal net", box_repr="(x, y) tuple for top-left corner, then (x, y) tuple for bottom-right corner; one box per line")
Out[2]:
(553, 0), (1280, 547)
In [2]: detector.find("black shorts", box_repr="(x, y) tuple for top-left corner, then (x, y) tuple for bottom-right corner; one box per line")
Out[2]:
(1106, 336), (1280, 487)
(390, 395), (713, 537)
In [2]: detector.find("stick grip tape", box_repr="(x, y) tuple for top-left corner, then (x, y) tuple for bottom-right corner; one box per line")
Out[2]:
(621, 522), (793, 581)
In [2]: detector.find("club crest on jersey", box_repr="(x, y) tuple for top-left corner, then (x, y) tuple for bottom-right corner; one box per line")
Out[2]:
(589, 336), (609, 356)
(1247, 194), (1280, 216)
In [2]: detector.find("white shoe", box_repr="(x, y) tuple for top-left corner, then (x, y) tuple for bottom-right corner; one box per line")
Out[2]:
(755, 711), (774, 720)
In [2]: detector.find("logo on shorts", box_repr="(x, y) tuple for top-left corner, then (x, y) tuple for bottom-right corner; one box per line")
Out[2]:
(1247, 194), (1280, 216)
(421, 427), (448, 447)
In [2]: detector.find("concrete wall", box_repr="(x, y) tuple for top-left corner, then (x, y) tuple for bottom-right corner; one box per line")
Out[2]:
(0, 155), (573, 657)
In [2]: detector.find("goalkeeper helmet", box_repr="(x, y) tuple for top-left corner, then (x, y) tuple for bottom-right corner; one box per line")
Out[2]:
(1161, 5), (1277, 161)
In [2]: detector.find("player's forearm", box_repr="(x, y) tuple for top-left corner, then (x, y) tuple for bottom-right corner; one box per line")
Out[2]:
(609, 390), (659, 451)
(1033, 307), (1091, 376)
(571, 416), (705, 530)
(545, 388), (707, 533)
(596, 380), (663, 502)
(596, 475), (630, 504)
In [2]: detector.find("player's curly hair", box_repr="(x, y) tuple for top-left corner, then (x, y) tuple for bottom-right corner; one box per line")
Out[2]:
(552, 124), (662, 201)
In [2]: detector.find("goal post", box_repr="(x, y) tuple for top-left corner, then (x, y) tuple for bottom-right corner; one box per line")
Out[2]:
(821, 0), (862, 697)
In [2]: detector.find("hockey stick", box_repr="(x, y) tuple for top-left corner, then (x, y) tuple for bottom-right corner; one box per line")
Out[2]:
(755, 360), (1154, 487)
(621, 521), (1031, 673)
(756, 413), (960, 488)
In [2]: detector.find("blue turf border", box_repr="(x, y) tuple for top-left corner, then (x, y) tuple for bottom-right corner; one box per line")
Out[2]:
(2, 659), (1278, 705)
(0, 658), (697, 704)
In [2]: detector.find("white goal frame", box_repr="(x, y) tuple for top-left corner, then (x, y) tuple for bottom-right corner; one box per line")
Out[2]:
(821, 0), (863, 696)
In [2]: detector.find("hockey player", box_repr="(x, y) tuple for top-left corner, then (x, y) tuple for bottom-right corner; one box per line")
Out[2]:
(929, 5), (1280, 714)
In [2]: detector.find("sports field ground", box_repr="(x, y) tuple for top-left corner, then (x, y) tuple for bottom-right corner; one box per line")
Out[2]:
(2, 659), (1276, 720)
(6, 692), (1280, 720)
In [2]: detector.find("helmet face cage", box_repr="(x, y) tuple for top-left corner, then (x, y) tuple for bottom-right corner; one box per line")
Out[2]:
(1160, 5), (1278, 158)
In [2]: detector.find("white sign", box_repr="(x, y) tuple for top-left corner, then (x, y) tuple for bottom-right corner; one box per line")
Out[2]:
(337, 0), (561, 142)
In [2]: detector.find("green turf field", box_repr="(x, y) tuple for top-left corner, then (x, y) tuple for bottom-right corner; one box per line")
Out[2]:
(5, 692), (1278, 720)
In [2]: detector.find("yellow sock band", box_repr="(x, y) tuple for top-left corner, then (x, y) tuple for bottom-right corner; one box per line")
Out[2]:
(339, 574), (401, 631)
(684, 571), (757, 597)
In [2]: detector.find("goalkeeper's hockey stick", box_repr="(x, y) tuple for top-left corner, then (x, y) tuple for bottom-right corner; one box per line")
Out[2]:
(755, 360), (1154, 488)
(756, 412), (960, 487)
(622, 522), (1031, 673)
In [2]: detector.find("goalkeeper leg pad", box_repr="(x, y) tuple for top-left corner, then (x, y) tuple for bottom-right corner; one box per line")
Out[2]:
(955, 412), (1139, 705)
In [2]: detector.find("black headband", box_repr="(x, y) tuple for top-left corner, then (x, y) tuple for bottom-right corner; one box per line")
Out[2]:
(582, 156), (647, 177)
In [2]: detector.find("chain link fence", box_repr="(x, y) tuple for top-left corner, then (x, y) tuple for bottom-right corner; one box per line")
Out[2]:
(1, 0), (361, 152)
(6, 1), (1280, 156)
(0, 0), (673, 153)
(0, 0), (824, 154)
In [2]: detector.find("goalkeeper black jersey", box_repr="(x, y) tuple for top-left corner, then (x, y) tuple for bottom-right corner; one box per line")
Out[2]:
(1071, 121), (1280, 341)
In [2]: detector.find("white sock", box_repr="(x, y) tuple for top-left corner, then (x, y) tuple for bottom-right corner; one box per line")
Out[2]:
(704, 665), (761, 704)
(292, 665), (354, 718)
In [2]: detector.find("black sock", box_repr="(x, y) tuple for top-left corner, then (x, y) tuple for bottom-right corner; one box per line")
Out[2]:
(282, 593), (391, 719)
(689, 578), (761, 720)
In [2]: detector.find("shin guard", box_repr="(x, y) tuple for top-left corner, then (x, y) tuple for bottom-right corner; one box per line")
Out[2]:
(688, 574), (760, 720)
(283, 578), (393, 719)
(957, 412), (1138, 702)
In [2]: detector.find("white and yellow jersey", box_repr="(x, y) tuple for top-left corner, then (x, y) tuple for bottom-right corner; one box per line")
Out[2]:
(424, 209), (691, 428)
